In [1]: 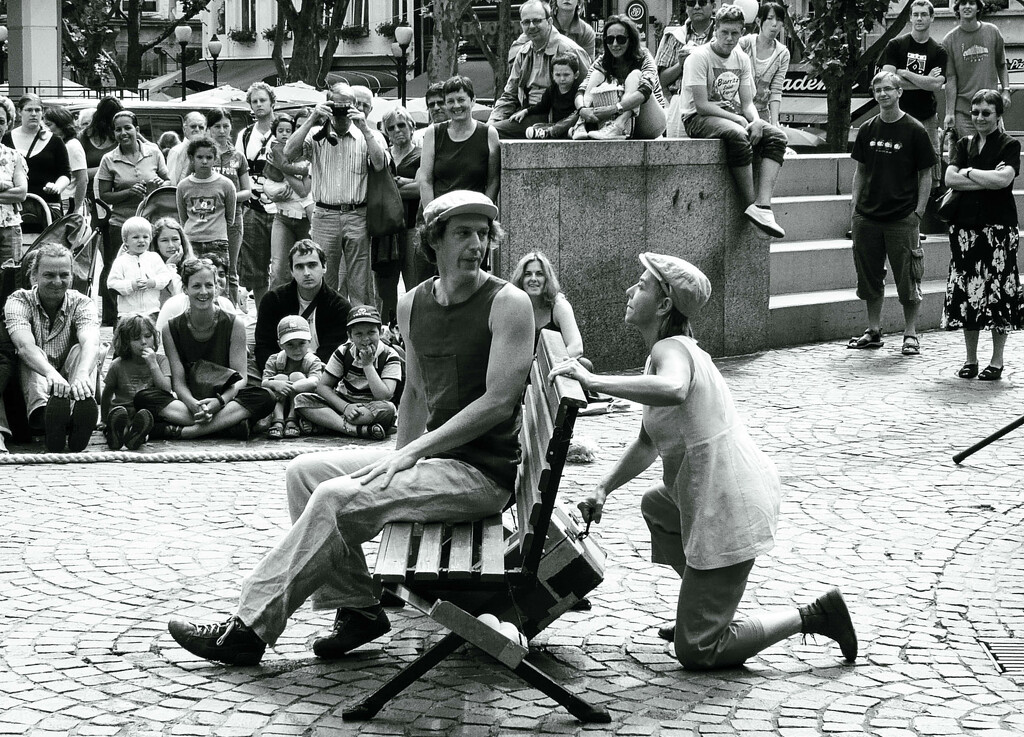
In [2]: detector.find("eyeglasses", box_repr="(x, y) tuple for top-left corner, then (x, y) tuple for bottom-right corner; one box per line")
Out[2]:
(520, 17), (548, 26)
(971, 109), (995, 117)
(872, 86), (898, 94)
(686, 0), (710, 7)
(605, 34), (629, 45)
(385, 122), (409, 131)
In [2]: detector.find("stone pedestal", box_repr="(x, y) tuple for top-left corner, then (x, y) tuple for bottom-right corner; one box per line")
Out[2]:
(8, 0), (63, 94)
(498, 139), (770, 371)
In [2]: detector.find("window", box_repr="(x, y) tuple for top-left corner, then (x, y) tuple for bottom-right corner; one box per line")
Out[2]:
(119, 0), (158, 12)
(242, 0), (257, 32)
(350, 0), (369, 26)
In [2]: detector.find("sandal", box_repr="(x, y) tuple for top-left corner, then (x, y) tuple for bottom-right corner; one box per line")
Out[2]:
(958, 362), (979, 379)
(901, 335), (920, 356)
(284, 418), (301, 438)
(847, 328), (884, 349)
(267, 420), (284, 439)
(979, 365), (1004, 381)
(297, 416), (322, 436)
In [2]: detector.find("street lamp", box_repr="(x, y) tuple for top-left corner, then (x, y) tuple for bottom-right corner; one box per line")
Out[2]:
(174, 24), (193, 101)
(0, 26), (8, 86)
(208, 35), (222, 88)
(393, 25), (413, 107)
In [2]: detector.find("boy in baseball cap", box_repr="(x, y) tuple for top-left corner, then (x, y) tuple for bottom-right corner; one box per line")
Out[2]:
(261, 315), (325, 438)
(293, 305), (404, 440)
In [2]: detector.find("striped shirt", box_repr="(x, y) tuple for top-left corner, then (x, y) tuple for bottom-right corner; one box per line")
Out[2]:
(4, 287), (98, 367)
(303, 126), (388, 206)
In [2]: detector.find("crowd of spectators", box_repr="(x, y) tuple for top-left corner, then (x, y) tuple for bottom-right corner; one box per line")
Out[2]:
(0, 0), (1017, 454)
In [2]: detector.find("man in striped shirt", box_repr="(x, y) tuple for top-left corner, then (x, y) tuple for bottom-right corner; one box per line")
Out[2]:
(283, 82), (387, 307)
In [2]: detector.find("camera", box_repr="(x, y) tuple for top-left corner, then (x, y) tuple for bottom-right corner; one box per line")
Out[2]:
(330, 103), (352, 117)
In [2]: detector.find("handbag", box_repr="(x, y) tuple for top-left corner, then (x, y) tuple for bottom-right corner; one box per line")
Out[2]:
(366, 160), (405, 237)
(931, 127), (962, 223)
(935, 188), (962, 222)
(187, 359), (242, 400)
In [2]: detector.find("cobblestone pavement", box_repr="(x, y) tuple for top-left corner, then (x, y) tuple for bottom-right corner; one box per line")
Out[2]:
(3, 328), (1024, 736)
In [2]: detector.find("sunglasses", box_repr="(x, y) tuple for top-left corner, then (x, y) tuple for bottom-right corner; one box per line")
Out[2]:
(686, 0), (710, 6)
(385, 122), (409, 130)
(606, 34), (630, 45)
(426, 100), (445, 108)
(971, 109), (995, 117)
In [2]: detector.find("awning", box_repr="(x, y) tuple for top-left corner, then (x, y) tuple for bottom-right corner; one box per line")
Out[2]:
(406, 60), (496, 101)
(142, 57), (399, 97)
(778, 96), (875, 125)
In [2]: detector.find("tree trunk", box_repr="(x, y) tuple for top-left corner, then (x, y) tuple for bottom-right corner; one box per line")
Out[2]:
(317, 0), (351, 86)
(493, 0), (512, 98)
(428, 0), (475, 82)
(122, 0), (144, 89)
(825, 81), (852, 153)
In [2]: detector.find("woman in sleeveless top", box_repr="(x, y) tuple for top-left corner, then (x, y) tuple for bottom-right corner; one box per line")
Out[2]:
(549, 253), (858, 670)
(2, 93), (70, 214)
(419, 75), (500, 208)
(510, 250), (591, 369)
(135, 258), (273, 440)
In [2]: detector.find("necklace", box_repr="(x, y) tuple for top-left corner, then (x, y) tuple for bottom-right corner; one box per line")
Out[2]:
(186, 305), (219, 336)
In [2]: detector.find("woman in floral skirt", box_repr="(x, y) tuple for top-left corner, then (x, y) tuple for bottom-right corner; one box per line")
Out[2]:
(942, 89), (1022, 381)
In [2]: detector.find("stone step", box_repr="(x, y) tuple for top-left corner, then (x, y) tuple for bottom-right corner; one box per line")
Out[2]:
(771, 236), (955, 295)
(769, 279), (948, 348)
(773, 191), (1024, 243)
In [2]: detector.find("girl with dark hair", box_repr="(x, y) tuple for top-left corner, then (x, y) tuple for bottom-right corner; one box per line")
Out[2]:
(549, 252), (858, 671)
(942, 89), (1022, 380)
(739, 2), (791, 129)
(573, 15), (667, 140)
(101, 313), (169, 450)
(82, 96), (125, 179)
(206, 107), (250, 306)
(44, 107), (88, 211)
(3, 93), (71, 212)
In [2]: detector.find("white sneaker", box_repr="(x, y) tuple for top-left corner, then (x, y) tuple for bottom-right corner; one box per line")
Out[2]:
(525, 126), (548, 139)
(744, 204), (786, 238)
(588, 120), (628, 140)
(571, 124), (589, 140)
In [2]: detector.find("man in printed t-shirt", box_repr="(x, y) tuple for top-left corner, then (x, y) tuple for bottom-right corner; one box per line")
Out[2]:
(679, 4), (788, 239)
(942, 0), (1009, 138)
(881, 0), (947, 182)
(846, 71), (935, 356)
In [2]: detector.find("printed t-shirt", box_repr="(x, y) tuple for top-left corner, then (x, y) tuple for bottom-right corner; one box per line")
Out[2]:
(679, 43), (754, 120)
(852, 113), (936, 221)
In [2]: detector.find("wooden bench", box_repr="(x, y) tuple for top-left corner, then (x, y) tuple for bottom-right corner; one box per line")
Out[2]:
(343, 330), (610, 724)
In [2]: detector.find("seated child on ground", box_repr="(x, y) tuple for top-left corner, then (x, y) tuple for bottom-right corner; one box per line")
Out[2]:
(261, 315), (324, 439)
(100, 313), (172, 450)
(106, 217), (174, 321)
(510, 53), (583, 140)
(293, 306), (403, 440)
(150, 217), (196, 305)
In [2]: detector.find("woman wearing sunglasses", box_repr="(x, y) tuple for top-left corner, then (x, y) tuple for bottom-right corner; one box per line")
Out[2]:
(572, 16), (667, 140)
(941, 89), (1022, 381)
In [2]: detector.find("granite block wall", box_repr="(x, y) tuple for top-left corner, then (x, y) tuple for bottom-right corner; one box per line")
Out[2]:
(498, 139), (771, 370)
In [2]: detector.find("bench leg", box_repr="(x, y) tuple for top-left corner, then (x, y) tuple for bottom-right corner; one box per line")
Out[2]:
(342, 631), (465, 721)
(513, 658), (611, 724)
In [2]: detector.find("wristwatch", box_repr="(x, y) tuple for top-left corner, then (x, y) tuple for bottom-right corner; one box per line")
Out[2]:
(615, 102), (624, 114)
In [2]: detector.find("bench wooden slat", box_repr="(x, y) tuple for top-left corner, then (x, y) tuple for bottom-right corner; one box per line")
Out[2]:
(536, 330), (587, 423)
(515, 383), (546, 553)
(478, 515), (505, 581)
(413, 523), (445, 580)
(529, 362), (556, 462)
(447, 523), (475, 579)
(376, 522), (414, 582)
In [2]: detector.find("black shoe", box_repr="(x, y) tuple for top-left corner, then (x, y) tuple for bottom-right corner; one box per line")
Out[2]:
(106, 406), (130, 450)
(799, 587), (858, 662)
(67, 397), (99, 452)
(124, 409), (155, 450)
(313, 606), (391, 659)
(570, 597), (592, 611)
(43, 395), (72, 452)
(378, 590), (406, 608)
(658, 623), (675, 642)
(167, 615), (266, 666)
(151, 421), (183, 440)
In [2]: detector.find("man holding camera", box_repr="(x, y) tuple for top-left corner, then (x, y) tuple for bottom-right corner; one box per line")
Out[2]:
(284, 82), (387, 307)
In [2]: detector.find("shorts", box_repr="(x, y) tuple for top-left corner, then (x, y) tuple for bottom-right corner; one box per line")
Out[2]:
(135, 385), (276, 420)
(292, 392), (397, 429)
(852, 212), (924, 306)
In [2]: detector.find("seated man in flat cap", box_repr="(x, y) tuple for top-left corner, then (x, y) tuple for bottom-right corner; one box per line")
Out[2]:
(167, 190), (535, 665)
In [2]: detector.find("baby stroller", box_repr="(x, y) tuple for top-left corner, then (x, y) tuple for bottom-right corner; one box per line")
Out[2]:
(136, 185), (178, 223)
(19, 210), (100, 298)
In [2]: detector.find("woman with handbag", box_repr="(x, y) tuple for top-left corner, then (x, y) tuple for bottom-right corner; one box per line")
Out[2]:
(2, 94), (71, 217)
(135, 258), (274, 439)
(941, 89), (1023, 381)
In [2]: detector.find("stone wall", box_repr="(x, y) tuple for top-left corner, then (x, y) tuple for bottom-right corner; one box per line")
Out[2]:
(497, 139), (771, 371)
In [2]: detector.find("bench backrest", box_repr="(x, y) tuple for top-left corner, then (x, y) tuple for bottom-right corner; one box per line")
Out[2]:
(513, 329), (587, 579)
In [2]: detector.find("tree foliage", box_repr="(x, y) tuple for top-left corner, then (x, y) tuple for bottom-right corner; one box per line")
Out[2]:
(795, 0), (912, 151)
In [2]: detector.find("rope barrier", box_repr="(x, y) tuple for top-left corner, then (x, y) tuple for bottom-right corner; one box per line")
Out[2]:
(0, 446), (345, 465)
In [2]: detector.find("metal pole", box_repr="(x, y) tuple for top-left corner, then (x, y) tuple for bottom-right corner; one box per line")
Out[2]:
(400, 55), (407, 107)
(180, 43), (188, 101)
(212, 57), (218, 88)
